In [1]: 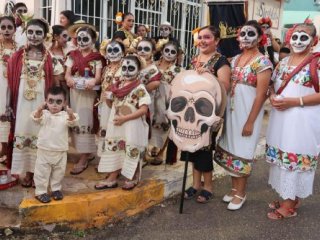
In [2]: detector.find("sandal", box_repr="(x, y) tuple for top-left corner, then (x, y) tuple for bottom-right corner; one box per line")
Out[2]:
(122, 180), (138, 190)
(0, 155), (7, 165)
(267, 207), (297, 220)
(21, 177), (34, 188)
(150, 158), (163, 166)
(70, 162), (88, 175)
(196, 189), (213, 203)
(51, 190), (64, 201)
(94, 180), (118, 190)
(269, 199), (301, 210)
(184, 187), (198, 200)
(35, 193), (51, 203)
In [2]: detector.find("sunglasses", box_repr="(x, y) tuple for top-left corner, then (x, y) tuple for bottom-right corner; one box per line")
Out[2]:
(164, 48), (177, 55)
(77, 36), (90, 42)
(137, 46), (151, 52)
(47, 98), (64, 105)
(107, 47), (120, 53)
(0, 25), (14, 31)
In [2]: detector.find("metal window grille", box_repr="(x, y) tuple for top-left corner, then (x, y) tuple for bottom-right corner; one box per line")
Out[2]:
(40, 0), (53, 24)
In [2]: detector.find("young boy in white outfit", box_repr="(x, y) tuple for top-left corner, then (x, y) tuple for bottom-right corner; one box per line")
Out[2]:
(31, 86), (79, 203)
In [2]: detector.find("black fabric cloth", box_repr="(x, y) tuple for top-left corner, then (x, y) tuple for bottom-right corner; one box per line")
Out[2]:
(213, 55), (230, 76)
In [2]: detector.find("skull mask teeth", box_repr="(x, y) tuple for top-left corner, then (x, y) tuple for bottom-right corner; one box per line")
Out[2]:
(167, 71), (223, 152)
(121, 58), (139, 81)
(239, 25), (258, 49)
(162, 44), (178, 62)
(26, 25), (45, 46)
(77, 31), (93, 50)
(106, 42), (123, 62)
(290, 31), (312, 53)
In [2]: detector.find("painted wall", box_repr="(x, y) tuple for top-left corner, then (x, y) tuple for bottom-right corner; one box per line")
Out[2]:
(0, 0), (41, 17)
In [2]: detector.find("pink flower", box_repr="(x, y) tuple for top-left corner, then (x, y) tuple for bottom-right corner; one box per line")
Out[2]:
(118, 140), (126, 150)
(288, 153), (298, 163)
(247, 73), (257, 85)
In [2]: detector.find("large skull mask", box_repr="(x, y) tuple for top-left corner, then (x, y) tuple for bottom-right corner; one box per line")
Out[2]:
(167, 70), (223, 152)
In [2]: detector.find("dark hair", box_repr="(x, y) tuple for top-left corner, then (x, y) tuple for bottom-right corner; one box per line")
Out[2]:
(199, 25), (220, 39)
(279, 47), (291, 54)
(295, 23), (317, 38)
(243, 20), (263, 37)
(163, 41), (179, 52)
(109, 40), (125, 53)
(0, 16), (16, 30)
(77, 27), (97, 40)
(60, 10), (76, 26)
(123, 12), (134, 21)
(138, 37), (156, 51)
(46, 86), (67, 99)
(27, 19), (49, 35)
(123, 55), (142, 70)
(13, 2), (27, 13)
(52, 25), (66, 38)
(112, 31), (126, 41)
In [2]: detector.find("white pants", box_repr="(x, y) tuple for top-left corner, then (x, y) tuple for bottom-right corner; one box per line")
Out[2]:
(34, 149), (67, 196)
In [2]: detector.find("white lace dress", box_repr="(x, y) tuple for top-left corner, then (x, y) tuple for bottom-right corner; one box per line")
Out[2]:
(266, 57), (320, 200)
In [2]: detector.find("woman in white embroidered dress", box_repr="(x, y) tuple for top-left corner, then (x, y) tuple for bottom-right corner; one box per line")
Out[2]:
(95, 55), (151, 190)
(97, 40), (124, 157)
(0, 16), (16, 165)
(214, 20), (272, 210)
(266, 22), (320, 220)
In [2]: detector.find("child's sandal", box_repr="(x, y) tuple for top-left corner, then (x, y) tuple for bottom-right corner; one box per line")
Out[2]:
(184, 187), (198, 200)
(51, 190), (64, 201)
(35, 193), (51, 203)
(196, 189), (213, 204)
(267, 207), (297, 220)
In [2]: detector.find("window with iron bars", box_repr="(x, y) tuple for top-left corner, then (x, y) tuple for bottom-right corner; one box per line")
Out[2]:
(40, 0), (53, 24)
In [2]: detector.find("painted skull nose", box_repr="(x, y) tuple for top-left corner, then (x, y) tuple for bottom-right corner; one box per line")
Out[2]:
(184, 107), (195, 123)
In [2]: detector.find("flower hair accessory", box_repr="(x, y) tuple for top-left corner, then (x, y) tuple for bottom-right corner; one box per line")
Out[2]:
(115, 12), (123, 25)
(127, 53), (147, 69)
(145, 25), (151, 33)
(259, 33), (268, 47)
(258, 17), (272, 28)
(192, 27), (201, 46)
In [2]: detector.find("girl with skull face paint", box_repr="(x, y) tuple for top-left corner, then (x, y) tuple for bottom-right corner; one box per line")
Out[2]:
(12, 2), (28, 48)
(147, 41), (183, 166)
(214, 20), (273, 210)
(6, 18), (55, 187)
(49, 25), (74, 101)
(0, 16), (16, 166)
(97, 40), (125, 157)
(95, 55), (151, 190)
(65, 26), (106, 175)
(136, 38), (163, 163)
(266, 22), (320, 220)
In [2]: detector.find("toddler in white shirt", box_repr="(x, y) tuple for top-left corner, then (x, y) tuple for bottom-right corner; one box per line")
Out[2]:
(31, 86), (79, 203)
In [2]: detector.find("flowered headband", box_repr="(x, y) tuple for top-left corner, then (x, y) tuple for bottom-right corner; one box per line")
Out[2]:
(192, 27), (201, 46)
(115, 12), (123, 25)
(258, 17), (272, 28)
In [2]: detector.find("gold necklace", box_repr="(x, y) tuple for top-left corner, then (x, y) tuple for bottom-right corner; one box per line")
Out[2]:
(22, 48), (48, 100)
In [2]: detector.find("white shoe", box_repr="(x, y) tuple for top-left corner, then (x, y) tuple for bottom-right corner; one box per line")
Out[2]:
(227, 195), (246, 210)
(222, 188), (237, 203)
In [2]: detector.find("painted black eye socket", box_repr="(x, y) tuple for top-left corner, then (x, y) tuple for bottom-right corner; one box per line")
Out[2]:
(128, 66), (136, 72)
(291, 34), (298, 41)
(0, 25), (14, 31)
(77, 36), (90, 42)
(36, 30), (43, 36)
(240, 31), (246, 37)
(194, 98), (213, 117)
(171, 97), (187, 113)
(247, 31), (256, 37)
(27, 30), (34, 35)
(164, 48), (177, 55)
(107, 47), (120, 53)
(300, 35), (310, 41)
(137, 46), (151, 52)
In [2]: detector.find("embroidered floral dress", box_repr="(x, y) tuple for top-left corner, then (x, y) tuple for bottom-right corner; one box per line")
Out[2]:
(214, 55), (272, 177)
(150, 64), (182, 149)
(0, 46), (15, 142)
(98, 84), (151, 179)
(266, 56), (320, 200)
(11, 59), (57, 175)
(65, 56), (103, 153)
(97, 64), (121, 156)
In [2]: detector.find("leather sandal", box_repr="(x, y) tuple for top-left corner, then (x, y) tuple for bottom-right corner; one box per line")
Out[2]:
(122, 180), (138, 190)
(94, 180), (118, 190)
(196, 189), (213, 203)
(51, 190), (64, 201)
(267, 207), (297, 220)
(35, 193), (51, 203)
(184, 187), (198, 200)
(70, 162), (88, 175)
(269, 199), (301, 210)
(21, 177), (34, 188)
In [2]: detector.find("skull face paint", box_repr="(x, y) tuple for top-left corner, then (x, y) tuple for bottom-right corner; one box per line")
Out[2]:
(167, 70), (223, 152)
(160, 26), (171, 38)
(137, 41), (153, 60)
(106, 42), (123, 62)
(26, 25), (45, 46)
(77, 31), (93, 50)
(0, 19), (15, 40)
(121, 58), (139, 81)
(162, 43), (178, 62)
(239, 25), (258, 49)
(290, 31), (312, 53)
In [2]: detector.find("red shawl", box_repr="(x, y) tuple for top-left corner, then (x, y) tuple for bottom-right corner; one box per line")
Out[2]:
(6, 47), (54, 169)
(69, 50), (106, 77)
(111, 80), (141, 99)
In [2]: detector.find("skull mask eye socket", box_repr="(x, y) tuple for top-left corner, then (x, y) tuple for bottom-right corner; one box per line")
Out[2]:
(194, 98), (213, 117)
(291, 34), (298, 41)
(171, 96), (187, 112)
(300, 34), (310, 41)
(247, 31), (256, 37)
(240, 31), (246, 37)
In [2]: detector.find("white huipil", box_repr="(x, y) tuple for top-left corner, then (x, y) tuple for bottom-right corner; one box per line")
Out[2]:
(0, 47), (15, 142)
(65, 56), (103, 153)
(97, 65), (121, 157)
(266, 57), (320, 200)
(98, 84), (151, 180)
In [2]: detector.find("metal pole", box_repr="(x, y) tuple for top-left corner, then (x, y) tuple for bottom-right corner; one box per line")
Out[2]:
(179, 152), (189, 214)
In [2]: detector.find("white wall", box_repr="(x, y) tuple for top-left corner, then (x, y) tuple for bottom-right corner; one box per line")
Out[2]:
(0, 0), (41, 18)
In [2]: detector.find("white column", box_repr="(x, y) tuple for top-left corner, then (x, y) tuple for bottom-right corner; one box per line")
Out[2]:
(52, 0), (70, 25)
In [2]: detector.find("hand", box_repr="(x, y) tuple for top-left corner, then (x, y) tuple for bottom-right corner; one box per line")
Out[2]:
(85, 78), (96, 90)
(242, 121), (254, 137)
(66, 105), (76, 120)
(67, 78), (75, 88)
(35, 102), (46, 118)
(196, 67), (210, 75)
(113, 115), (127, 126)
(271, 97), (299, 111)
